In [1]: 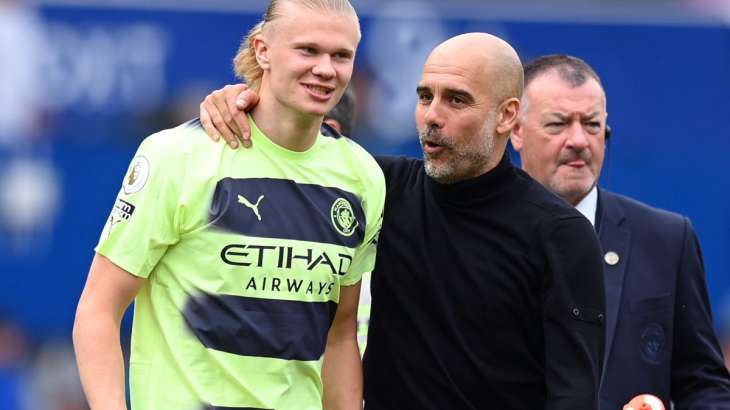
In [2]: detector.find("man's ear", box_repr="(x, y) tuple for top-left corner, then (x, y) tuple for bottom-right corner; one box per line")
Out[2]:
(510, 119), (524, 152)
(253, 36), (270, 69)
(496, 98), (520, 135)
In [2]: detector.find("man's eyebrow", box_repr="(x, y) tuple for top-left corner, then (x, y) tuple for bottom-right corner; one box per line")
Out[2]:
(544, 112), (569, 121)
(291, 41), (355, 57)
(416, 86), (475, 102)
(443, 88), (475, 103)
(544, 111), (603, 121)
(291, 41), (315, 48)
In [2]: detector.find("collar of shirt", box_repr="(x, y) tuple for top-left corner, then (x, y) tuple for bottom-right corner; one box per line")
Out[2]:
(574, 185), (598, 227)
(426, 152), (516, 205)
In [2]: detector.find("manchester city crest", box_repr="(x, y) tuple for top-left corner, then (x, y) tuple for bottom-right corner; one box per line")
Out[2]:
(331, 197), (358, 237)
(640, 323), (666, 364)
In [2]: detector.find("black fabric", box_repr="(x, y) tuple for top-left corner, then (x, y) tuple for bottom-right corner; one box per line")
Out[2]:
(183, 293), (337, 361)
(320, 122), (343, 138)
(363, 154), (606, 410)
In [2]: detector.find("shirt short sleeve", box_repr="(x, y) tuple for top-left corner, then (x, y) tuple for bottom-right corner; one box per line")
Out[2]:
(95, 131), (183, 278)
(339, 160), (386, 287)
(341, 212), (382, 287)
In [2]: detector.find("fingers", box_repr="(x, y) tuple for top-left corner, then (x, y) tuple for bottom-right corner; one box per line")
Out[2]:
(223, 84), (252, 148)
(199, 100), (221, 143)
(236, 87), (260, 111)
(212, 88), (243, 148)
(199, 83), (260, 149)
(235, 88), (260, 149)
(204, 90), (240, 149)
(201, 92), (234, 146)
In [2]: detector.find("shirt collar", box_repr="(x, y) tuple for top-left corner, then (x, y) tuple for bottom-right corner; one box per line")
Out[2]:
(574, 185), (598, 227)
(426, 153), (516, 205)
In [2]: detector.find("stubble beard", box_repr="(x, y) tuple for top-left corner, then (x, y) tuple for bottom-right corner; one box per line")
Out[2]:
(420, 115), (496, 184)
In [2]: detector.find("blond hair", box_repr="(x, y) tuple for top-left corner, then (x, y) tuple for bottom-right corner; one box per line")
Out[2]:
(232, 0), (357, 91)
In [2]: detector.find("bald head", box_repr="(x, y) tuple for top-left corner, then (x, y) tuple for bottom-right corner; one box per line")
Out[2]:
(415, 32), (523, 184)
(427, 33), (524, 105)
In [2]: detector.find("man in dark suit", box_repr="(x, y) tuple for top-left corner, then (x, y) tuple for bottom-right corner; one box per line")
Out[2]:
(511, 54), (730, 409)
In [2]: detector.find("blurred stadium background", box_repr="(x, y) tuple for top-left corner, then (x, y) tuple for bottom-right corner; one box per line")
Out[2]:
(0, 0), (729, 407)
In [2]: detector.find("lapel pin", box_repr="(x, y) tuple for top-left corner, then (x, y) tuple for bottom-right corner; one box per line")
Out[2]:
(604, 251), (620, 266)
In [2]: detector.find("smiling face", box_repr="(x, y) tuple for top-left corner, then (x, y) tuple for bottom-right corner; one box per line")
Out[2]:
(256, 1), (360, 119)
(512, 69), (608, 205)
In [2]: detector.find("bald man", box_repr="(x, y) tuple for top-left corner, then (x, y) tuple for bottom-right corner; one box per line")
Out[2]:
(199, 33), (606, 409)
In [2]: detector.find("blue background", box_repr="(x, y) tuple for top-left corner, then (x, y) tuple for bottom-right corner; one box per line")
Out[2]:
(1, 5), (728, 342)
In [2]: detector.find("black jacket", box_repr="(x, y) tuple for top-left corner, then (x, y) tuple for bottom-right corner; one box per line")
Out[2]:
(363, 155), (606, 410)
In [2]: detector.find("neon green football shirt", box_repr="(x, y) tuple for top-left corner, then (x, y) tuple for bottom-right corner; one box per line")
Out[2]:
(96, 117), (385, 410)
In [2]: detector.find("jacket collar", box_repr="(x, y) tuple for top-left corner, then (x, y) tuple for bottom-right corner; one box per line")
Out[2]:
(596, 188), (630, 384)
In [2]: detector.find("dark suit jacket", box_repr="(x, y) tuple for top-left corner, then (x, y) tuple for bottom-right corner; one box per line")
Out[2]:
(598, 189), (730, 409)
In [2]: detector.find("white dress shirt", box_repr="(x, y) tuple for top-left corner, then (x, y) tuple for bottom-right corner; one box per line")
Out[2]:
(574, 186), (598, 227)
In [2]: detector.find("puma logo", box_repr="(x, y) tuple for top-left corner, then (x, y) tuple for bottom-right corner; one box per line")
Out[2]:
(238, 194), (264, 221)
(106, 215), (122, 238)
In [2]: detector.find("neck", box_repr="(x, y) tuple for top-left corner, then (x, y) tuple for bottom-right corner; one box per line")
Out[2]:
(567, 196), (582, 206)
(566, 186), (594, 207)
(427, 151), (514, 204)
(477, 149), (508, 180)
(458, 139), (507, 183)
(251, 89), (322, 152)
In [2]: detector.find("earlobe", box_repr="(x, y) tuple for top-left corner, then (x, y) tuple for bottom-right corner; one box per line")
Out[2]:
(496, 99), (520, 134)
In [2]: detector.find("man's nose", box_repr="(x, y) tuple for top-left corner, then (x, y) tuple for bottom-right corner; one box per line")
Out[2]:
(422, 101), (445, 129)
(565, 122), (590, 150)
(312, 55), (335, 79)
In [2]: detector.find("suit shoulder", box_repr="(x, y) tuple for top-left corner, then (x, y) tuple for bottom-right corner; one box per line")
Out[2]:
(603, 189), (688, 229)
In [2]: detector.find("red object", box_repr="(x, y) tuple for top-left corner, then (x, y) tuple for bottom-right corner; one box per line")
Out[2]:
(623, 394), (666, 410)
